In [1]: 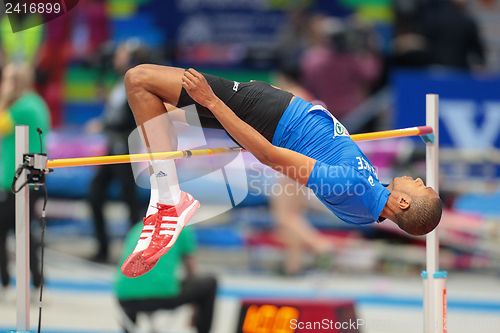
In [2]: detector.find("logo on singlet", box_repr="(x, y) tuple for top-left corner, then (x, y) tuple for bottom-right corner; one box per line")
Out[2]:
(233, 81), (240, 92)
(335, 122), (348, 136)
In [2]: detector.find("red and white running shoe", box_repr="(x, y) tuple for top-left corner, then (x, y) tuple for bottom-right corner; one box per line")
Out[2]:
(120, 214), (156, 278)
(121, 191), (200, 278)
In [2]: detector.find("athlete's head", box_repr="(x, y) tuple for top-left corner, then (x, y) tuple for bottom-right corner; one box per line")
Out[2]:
(385, 176), (442, 236)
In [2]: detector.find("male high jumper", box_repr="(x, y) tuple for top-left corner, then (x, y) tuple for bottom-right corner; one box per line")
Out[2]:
(121, 66), (442, 277)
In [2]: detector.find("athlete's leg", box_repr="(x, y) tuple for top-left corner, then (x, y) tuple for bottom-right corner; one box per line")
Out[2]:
(121, 64), (291, 277)
(122, 65), (202, 277)
(124, 65), (185, 207)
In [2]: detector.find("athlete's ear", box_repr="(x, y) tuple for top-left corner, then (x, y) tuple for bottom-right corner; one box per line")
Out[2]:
(397, 193), (412, 210)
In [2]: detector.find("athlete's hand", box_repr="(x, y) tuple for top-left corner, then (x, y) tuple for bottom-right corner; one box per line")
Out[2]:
(182, 68), (219, 110)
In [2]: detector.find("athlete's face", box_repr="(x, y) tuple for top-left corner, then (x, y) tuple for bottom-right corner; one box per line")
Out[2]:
(390, 176), (439, 199)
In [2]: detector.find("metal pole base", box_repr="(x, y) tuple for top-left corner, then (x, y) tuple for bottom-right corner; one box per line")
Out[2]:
(422, 270), (448, 333)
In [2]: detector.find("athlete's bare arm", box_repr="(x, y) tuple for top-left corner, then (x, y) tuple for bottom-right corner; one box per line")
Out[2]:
(182, 68), (316, 186)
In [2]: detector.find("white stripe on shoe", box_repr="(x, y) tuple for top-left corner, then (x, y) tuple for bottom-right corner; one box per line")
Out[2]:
(134, 236), (153, 252)
(165, 199), (199, 248)
(134, 227), (156, 253)
(159, 230), (176, 236)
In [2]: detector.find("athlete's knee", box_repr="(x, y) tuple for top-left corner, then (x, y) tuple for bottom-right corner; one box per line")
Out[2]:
(124, 64), (151, 92)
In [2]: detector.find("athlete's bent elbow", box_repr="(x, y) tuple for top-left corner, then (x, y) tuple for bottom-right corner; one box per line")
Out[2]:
(256, 146), (278, 167)
(256, 154), (272, 166)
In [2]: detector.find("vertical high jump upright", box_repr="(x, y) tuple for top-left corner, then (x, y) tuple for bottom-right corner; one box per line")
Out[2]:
(13, 94), (445, 332)
(14, 126), (30, 333)
(423, 94), (447, 333)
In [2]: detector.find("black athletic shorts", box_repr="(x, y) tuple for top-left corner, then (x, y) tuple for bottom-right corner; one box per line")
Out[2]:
(177, 73), (293, 143)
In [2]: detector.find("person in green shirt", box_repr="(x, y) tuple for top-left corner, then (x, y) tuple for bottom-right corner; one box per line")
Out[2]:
(115, 223), (217, 333)
(0, 62), (51, 291)
(0, 15), (44, 64)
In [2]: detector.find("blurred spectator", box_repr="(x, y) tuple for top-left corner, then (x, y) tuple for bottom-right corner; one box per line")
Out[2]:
(36, 12), (73, 128)
(391, 4), (431, 69)
(300, 16), (381, 120)
(273, 60), (314, 103)
(468, 0), (500, 71)
(374, 2), (431, 90)
(37, 0), (110, 127)
(71, 0), (111, 61)
(271, 70), (335, 275)
(0, 15), (44, 64)
(275, 6), (312, 79)
(0, 63), (51, 293)
(85, 40), (147, 263)
(114, 225), (217, 333)
(422, 0), (485, 71)
(270, 177), (337, 275)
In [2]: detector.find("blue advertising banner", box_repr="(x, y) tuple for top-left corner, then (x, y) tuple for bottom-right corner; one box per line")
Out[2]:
(393, 70), (500, 149)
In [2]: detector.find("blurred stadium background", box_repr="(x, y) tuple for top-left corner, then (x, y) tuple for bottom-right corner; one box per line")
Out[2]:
(1, 0), (500, 332)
